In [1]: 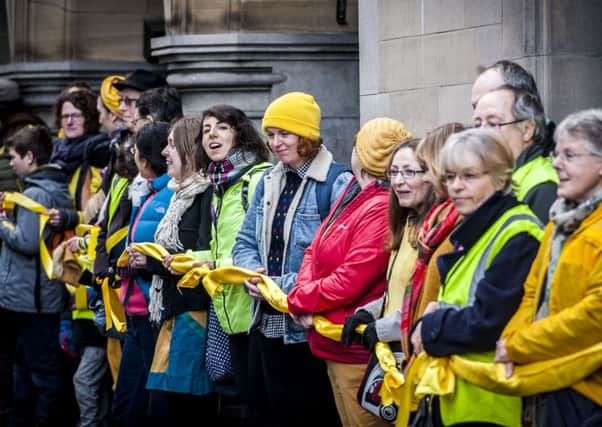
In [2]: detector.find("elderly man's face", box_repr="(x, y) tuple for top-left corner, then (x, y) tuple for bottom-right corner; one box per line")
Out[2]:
(471, 68), (505, 109)
(472, 88), (533, 161)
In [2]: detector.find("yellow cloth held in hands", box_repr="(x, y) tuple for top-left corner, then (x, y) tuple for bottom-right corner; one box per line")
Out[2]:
(98, 275), (127, 334)
(74, 224), (100, 272)
(118, 243), (404, 396)
(2, 192), (54, 279)
(394, 344), (602, 426)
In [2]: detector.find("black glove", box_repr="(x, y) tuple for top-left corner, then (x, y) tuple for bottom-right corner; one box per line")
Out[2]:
(342, 309), (375, 346)
(94, 268), (121, 290)
(361, 322), (379, 352)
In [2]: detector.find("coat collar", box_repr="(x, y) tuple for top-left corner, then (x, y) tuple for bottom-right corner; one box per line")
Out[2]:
(450, 192), (520, 252)
(271, 145), (334, 182)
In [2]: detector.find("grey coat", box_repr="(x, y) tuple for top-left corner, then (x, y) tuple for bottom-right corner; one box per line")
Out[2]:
(0, 166), (73, 313)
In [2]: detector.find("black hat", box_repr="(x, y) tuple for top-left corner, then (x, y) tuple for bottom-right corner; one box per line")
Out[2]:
(113, 69), (167, 92)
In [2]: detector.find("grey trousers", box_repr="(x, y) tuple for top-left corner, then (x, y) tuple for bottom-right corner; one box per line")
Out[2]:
(73, 346), (109, 427)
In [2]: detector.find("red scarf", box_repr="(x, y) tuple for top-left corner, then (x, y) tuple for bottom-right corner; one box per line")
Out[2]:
(400, 198), (460, 358)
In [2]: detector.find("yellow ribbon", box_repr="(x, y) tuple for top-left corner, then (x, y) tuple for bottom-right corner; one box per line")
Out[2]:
(74, 224), (100, 272)
(2, 192), (54, 279)
(119, 242), (602, 425)
(118, 242), (405, 403)
(393, 343), (602, 426)
(106, 226), (128, 253)
(99, 275), (127, 333)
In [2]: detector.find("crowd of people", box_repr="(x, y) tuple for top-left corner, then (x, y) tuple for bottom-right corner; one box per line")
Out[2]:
(0, 58), (599, 427)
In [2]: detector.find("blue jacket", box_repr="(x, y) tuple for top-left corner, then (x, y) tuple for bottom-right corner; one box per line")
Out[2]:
(125, 173), (172, 305)
(233, 147), (352, 343)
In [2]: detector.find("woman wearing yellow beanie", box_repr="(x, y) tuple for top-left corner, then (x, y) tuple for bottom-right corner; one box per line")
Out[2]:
(233, 91), (352, 426)
(288, 117), (412, 427)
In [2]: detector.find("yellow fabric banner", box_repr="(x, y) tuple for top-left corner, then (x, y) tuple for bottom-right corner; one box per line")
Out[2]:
(2, 192), (54, 279)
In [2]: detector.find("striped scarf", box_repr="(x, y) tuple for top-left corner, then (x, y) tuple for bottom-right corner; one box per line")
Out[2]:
(400, 198), (460, 358)
(207, 149), (258, 223)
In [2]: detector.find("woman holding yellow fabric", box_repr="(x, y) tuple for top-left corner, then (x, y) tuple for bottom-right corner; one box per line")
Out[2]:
(233, 92), (351, 426)
(496, 109), (602, 426)
(141, 117), (216, 424)
(288, 118), (411, 427)
(410, 128), (542, 427)
(342, 137), (435, 352)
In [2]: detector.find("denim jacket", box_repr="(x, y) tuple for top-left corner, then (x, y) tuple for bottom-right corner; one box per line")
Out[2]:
(233, 146), (352, 343)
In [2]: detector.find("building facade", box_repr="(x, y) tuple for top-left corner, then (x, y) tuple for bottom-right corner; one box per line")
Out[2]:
(1, 0), (600, 159)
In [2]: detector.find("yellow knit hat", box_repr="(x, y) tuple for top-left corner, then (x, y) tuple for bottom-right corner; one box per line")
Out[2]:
(355, 117), (412, 180)
(100, 75), (125, 116)
(262, 92), (321, 141)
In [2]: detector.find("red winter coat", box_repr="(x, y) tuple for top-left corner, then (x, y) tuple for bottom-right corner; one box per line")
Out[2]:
(288, 179), (390, 364)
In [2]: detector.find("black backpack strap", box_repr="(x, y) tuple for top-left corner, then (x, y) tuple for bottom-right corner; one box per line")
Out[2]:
(315, 162), (351, 221)
(240, 164), (269, 213)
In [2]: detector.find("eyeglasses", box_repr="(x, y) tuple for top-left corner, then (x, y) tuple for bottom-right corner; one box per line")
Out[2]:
(551, 150), (602, 163)
(385, 169), (425, 180)
(60, 112), (84, 121)
(121, 96), (139, 107)
(441, 171), (488, 185)
(473, 118), (527, 129)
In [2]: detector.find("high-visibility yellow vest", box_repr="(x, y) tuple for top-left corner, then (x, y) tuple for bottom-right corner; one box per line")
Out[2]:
(438, 205), (543, 426)
(513, 155), (558, 202)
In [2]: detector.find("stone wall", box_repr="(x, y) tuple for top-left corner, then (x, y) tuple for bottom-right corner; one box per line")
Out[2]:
(359, 0), (602, 136)
(5, 0), (163, 62)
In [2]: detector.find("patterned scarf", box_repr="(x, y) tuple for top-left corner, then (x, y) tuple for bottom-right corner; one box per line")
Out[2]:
(149, 172), (210, 324)
(536, 189), (602, 319)
(400, 198), (460, 358)
(207, 149), (259, 223)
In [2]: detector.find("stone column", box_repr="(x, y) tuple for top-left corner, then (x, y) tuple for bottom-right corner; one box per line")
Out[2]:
(154, 0), (359, 162)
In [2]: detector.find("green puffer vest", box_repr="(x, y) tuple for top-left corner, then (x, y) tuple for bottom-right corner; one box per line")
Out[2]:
(211, 162), (271, 334)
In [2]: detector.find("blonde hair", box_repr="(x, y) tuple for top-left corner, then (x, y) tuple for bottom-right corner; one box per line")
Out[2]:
(441, 128), (515, 193)
(416, 122), (466, 195)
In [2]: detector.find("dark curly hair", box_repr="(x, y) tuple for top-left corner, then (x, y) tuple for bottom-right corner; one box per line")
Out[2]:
(53, 90), (100, 136)
(198, 105), (270, 172)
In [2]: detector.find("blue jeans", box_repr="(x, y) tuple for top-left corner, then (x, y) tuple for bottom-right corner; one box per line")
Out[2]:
(110, 315), (157, 427)
(0, 308), (63, 427)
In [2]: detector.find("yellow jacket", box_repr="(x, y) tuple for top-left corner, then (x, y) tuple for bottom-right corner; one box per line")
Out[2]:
(503, 203), (602, 405)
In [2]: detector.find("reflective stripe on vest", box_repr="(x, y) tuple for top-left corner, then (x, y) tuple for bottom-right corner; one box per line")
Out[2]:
(72, 285), (94, 320)
(513, 155), (558, 201)
(438, 205), (543, 426)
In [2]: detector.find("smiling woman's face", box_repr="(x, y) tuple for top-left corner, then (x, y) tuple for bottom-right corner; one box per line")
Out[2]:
(202, 116), (236, 162)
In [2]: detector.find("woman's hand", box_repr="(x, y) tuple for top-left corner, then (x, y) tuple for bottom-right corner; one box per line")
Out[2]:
(411, 303), (438, 355)
(127, 247), (147, 269)
(494, 338), (514, 378)
(244, 267), (266, 301)
(162, 255), (180, 275)
(423, 301), (438, 315)
(66, 236), (82, 253)
(411, 321), (424, 354)
(290, 313), (314, 329)
(192, 260), (215, 269)
(45, 208), (62, 227)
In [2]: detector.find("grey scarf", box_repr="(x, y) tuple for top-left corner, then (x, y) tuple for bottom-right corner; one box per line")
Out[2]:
(537, 189), (602, 318)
